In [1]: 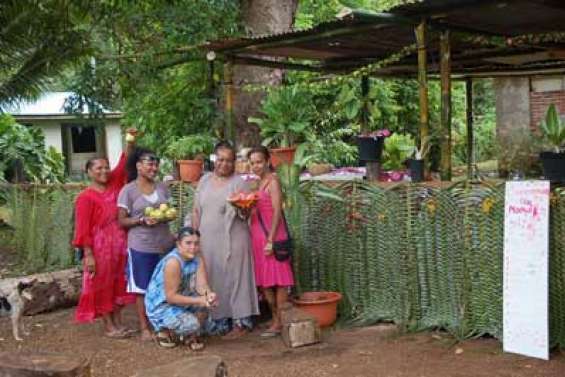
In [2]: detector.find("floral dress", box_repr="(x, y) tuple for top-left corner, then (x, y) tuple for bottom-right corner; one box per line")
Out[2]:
(145, 250), (208, 336)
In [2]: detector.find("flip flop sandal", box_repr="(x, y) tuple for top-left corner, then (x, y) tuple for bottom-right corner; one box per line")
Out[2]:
(104, 330), (129, 339)
(118, 328), (138, 338)
(156, 332), (177, 348)
(186, 338), (205, 351)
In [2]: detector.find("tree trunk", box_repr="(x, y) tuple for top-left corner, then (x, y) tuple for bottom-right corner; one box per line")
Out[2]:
(0, 269), (82, 315)
(0, 352), (90, 377)
(231, 0), (298, 147)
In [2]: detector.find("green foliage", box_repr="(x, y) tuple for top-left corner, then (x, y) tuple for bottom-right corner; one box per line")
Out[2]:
(0, 115), (66, 183)
(0, 1), (92, 111)
(382, 133), (415, 170)
(4, 185), (78, 273)
(540, 104), (565, 152)
(249, 86), (315, 147)
(63, 0), (241, 154)
(165, 134), (215, 160)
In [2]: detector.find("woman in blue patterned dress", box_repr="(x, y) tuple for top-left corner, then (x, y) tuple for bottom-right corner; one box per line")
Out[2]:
(145, 227), (218, 349)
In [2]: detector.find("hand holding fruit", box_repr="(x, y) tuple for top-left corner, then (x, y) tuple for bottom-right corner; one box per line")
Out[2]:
(205, 292), (218, 308)
(143, 203), (177, 224)
(125, 128), (138, 143)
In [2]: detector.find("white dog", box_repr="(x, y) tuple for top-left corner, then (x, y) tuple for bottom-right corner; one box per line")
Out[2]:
(0, 279), (34, 341)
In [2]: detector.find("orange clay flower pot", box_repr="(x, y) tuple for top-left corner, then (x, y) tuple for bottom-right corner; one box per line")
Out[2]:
(178, 160), (203, 183)
(293, 291), (342, 327)
(270, 146), (296, 168)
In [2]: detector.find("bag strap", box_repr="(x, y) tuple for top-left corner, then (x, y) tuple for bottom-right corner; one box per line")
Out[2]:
(256, 207), (290, 240)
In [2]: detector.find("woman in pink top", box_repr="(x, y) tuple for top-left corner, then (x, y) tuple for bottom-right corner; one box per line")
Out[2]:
(248, 146), (294, 337)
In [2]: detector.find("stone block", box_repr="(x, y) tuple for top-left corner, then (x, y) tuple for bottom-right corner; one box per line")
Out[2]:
(280, 304), (321, 348)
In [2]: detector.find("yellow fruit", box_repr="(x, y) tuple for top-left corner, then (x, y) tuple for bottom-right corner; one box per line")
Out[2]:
(159, 203), (169, 211)
(165, 208), (177, 220)
(152, 210), (165, 220)
(125, 133), (135, 142)
(144, 207), (153, 216)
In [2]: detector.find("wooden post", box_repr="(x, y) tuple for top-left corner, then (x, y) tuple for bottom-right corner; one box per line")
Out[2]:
(440, 30), (452, 181)
(360, 75), (370, 133)
(415, 20), (429, 177)
(466, 78), (475, 180)
(223, 60), (235, 144)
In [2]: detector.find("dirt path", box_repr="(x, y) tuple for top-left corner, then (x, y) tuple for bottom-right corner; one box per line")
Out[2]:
(0, 307), (564, 377)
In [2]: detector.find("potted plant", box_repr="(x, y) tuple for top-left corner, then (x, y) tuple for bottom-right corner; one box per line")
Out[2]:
(165, 134), (214, 183)
(357, 129), (391, 163)
(408, 136), (431, 182)
(539, 104), (565, 181)
(248, 86), (314, 168)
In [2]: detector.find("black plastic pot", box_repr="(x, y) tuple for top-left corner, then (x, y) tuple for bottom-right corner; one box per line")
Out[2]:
(540, 151), (565, 182)
(408, 159), (424, 182)
(357, 136), (384, 162)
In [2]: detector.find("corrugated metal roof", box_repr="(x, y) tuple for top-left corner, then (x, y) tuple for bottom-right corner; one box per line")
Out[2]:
(204, 0), (565, 77)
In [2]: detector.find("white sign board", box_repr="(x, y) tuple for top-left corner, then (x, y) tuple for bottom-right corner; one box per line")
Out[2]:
(503, 180), (550, 360)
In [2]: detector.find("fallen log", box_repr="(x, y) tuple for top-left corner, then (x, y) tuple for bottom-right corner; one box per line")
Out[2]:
(130, 355), (227, 377)
(0, 352), (90, 377)
(0, 268), (82, 315)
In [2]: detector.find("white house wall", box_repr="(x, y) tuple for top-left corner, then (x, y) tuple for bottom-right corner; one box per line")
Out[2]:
(36, 120), (64, 153)
(105, 121), (123, 168)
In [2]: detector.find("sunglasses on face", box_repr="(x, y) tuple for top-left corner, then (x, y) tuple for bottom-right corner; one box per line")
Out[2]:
(140, 155), (160, 164)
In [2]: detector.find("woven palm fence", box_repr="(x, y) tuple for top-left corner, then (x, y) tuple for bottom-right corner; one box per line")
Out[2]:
(2, 181), (565, 346)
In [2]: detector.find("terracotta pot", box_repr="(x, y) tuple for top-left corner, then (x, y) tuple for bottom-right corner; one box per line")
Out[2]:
(270, 146), (297, 168)
(178, 160), (203, 183)
(293, 291), (342, 327)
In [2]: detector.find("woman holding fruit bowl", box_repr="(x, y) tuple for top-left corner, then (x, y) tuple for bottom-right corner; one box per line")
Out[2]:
(73, 129), (138, 338)
(118, 147), (176, 341)
(186, 141), (259, 339)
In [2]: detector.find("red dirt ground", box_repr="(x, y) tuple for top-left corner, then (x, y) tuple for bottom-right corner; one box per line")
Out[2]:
(1, 307), (564, 377)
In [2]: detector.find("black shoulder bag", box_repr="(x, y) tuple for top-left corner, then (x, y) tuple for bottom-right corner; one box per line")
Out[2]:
(256, 209), (293, 262)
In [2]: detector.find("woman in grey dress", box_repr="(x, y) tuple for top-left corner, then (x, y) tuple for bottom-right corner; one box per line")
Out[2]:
(186, 141), (259, 339)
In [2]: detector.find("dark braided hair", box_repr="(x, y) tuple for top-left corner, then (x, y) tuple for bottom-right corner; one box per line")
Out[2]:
(176, 226), (201, 241)
(126, 146), (157, 182)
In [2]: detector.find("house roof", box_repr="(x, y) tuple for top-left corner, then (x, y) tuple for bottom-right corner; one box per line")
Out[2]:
(204, 0), (565, 78)
(8, 92), (121, 119)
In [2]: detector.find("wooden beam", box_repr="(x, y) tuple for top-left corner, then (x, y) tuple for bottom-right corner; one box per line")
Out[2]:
(415, 19), (429, 176)
(223, 60), (235, 143)
(230, 55), (323, 72)
(361, 75), (370, 133)
(465, 78), (475, 180)
(440, 30), (452, 181)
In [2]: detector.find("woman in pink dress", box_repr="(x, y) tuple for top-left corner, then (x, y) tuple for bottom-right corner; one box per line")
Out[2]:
(248, 146), (294, 337)
(73, 129), (137, 338)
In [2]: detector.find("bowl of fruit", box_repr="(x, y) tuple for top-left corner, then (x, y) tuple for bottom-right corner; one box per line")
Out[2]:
(144, 203), (178, 222)
(227, 191), (259, 210)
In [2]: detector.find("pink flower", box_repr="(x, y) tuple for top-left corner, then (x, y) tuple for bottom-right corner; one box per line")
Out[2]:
(373, 129), (392, 138)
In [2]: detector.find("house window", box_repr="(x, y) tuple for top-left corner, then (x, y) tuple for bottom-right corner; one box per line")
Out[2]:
(70, 126), (97, 153)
